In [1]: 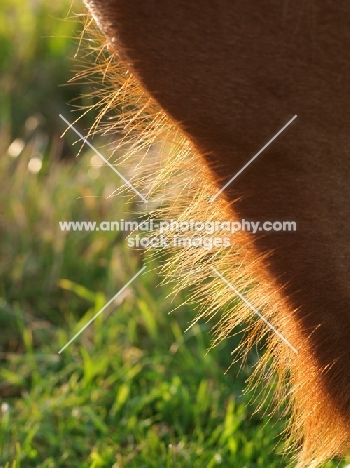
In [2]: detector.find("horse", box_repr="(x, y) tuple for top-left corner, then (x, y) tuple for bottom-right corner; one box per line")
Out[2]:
(80, 1), (350, 466)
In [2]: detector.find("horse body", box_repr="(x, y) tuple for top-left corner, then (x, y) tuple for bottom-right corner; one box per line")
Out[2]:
(83, 1), (350, 465)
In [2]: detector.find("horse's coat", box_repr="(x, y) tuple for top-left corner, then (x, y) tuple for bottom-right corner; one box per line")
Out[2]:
(81, 1), (350, 466)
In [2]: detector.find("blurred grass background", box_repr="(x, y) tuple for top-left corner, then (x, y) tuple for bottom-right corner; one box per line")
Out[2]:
(0, 0), (349, 467)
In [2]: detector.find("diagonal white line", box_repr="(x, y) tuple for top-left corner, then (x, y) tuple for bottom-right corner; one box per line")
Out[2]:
(209, 115), (297, 203)
(58, 265), (147, 354)
(210, 266), (298, 354)
(59, 114), (148, 203)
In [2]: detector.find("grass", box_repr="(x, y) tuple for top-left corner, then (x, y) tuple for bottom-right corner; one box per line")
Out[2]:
(1, 0), (350, 467)
(0, 0), (93, 155)
(0, 145), (288, 467)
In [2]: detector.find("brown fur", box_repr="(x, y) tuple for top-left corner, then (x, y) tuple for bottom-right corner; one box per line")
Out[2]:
(78, 1), (350, 466)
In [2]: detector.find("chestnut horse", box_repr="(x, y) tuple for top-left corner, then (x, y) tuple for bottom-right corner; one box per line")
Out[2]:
(82, 1), (350, 466)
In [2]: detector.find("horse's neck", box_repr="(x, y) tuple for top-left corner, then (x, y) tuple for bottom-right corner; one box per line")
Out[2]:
(84, 1), (350, 465)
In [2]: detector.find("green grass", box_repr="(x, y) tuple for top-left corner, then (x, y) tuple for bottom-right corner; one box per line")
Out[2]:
(1, 1), (350, 467)
(0, 0), (93, 155)
(0, 146), (287, 467)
